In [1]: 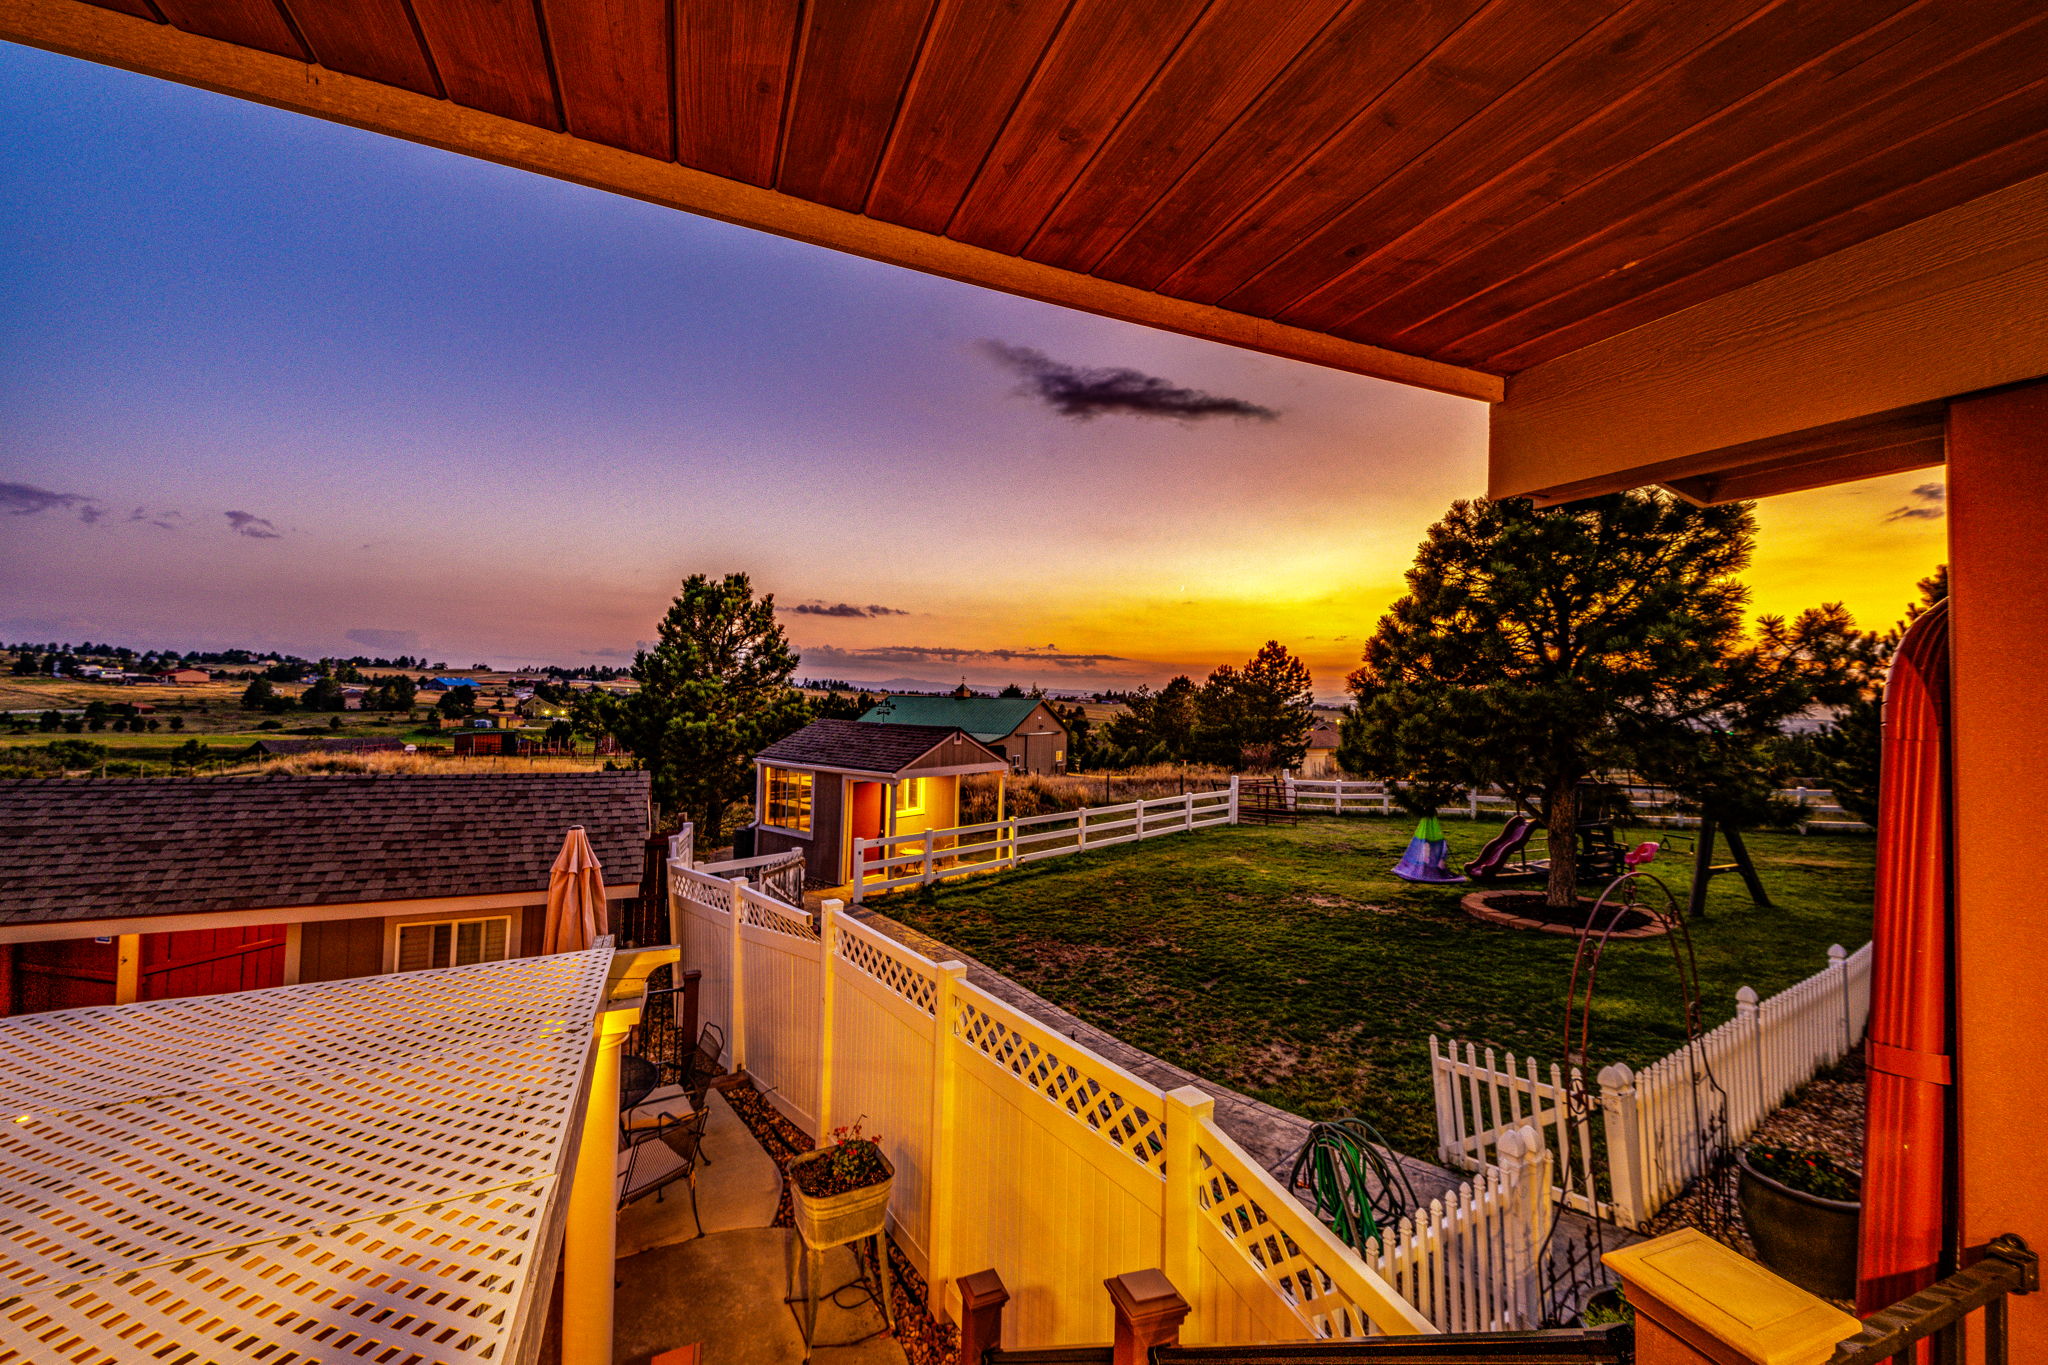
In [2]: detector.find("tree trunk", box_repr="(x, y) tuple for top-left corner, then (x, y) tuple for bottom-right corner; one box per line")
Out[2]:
(1544, 782), (1579, 909)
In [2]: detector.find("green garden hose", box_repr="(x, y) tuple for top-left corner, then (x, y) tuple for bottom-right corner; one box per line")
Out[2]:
(1285, 1116), (1419, 1256)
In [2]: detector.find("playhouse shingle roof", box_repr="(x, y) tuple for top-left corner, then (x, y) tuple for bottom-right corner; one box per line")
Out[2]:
(858, 695), (1055, 741)
(755, 719), (1004, 776)
(0, 771), (650, 926)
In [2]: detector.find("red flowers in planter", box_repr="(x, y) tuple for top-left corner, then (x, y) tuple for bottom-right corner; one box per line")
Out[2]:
(792, 1121), (890, 1197)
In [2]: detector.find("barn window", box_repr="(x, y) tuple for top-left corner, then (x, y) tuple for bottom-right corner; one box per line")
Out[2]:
(764, 767), (813, 831)
(396, 916), (510, 972)
(894, 778), (925, 816)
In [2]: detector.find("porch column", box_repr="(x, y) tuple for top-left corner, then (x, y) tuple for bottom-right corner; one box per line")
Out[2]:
(560, 999), (642, 1365)
(114, 934), (141, 1005)
(1947, 378), (2048, 1355)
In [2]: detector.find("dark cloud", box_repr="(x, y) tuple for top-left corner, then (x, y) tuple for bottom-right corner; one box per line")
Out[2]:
(803, 643), (1128, 671)
(346, 627), (422, 651)
(980, 341), (1279, 422)
(1885, 482), (1946, 522)
(225, 510), (284, 539)
(1, 482), (105, 524)
(129, 507), (183, 531)
(785, 601), (910, 618)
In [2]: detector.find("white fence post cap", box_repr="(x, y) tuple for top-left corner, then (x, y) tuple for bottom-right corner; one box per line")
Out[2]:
(1597, 1062), (1635, 1089)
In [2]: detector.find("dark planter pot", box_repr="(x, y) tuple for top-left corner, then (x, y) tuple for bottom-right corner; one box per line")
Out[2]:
(1737, 1149), (1860, 1302)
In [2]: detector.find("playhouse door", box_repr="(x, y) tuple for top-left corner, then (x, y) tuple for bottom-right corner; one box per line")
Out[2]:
(849, 781), (885, 878)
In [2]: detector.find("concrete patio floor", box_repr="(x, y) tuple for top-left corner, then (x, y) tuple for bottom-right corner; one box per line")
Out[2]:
(612, 1087), (908, 1365)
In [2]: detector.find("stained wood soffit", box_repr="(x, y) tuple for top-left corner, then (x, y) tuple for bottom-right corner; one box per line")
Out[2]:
(0, 0), (1501, 401)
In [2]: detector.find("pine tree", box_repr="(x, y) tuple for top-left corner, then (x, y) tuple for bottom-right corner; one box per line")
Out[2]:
(582, 573), (810, 837)
(1344, 491), (1853, 908)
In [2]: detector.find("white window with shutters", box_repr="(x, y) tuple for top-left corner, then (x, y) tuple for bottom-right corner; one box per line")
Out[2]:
(393, 915), (512, 972)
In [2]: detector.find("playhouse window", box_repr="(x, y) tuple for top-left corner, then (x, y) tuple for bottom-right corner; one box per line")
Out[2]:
(396, 916), (509, 972)
(764, 767), (812, 831)
(894, 778), (925, 816)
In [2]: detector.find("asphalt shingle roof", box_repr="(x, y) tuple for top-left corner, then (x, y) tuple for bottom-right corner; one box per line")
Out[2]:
(755, 719), (1003, 775)
(0, 772), (651, 926)
(858, 695), (1052, 741)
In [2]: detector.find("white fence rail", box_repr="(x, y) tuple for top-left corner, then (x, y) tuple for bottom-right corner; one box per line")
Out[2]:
(850, 782), (1238, 903)
(1281, 775), (1870, 832)
(1432, 942), (1873, 1229)
(671, 859), (1512, 1348)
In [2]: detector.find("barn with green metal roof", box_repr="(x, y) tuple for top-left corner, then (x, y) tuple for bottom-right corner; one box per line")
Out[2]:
(858, 693), (1071, 774)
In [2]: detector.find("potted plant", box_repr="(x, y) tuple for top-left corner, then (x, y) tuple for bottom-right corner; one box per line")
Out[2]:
(1737, 1143), (1861, 1301)
(788, 1122), (894, 1249)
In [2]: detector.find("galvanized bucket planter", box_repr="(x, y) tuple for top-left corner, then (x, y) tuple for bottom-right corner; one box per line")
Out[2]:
(788, 1146), (895, 1248)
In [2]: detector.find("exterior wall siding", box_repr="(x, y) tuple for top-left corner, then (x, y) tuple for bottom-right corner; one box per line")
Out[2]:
(298, 918), (383, 984)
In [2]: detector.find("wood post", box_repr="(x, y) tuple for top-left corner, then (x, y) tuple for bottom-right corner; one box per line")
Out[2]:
(1227, 774), (1240, 825)
(1828, 944), (1852, 1057)
(1688, 810), (1718, 921)
(956, 1268), (1010, 1362)
(1106, 1269), (1190, 1365)
(925, 961), (969, 1320)
(727, 876), (748, 1072)
(1721, 826), (1772, 907)
(114, 933), (141, 1005)
(680, 967), (701, 1066)
(817, 900), (840, 1135)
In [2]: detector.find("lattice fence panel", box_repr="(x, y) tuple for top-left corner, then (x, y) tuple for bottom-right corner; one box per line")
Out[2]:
(835, 922), (938, 1016)
(955, 995), (1166, 1176)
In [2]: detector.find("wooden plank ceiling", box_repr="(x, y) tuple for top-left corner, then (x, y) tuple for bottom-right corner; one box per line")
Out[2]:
(39, 0), (2048, 383)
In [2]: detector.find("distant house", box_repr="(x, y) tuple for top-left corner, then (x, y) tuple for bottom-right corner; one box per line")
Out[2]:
(859, 693), (1071, 774)
(752, 719), (1007, 886)
(0, 771), (650, 1016)
(244, 737), (407, 759)
(432, 677), (479, 691)
(159, 668), (211, 685)
(1301, 719), (1345, 777)
(453, 731), (537, 756)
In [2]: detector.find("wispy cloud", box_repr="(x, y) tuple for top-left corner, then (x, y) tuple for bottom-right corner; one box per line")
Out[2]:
(129, 507), (183, 531)
(1885, 482), (1945, 522)
(1, 481), (105, 524)
(225, 510), (284, 539)
(803, 643), (1128, 671)
(785, 601), (911, 618)
(346, 627), (421, 651)
(980, 341), (1279, 422)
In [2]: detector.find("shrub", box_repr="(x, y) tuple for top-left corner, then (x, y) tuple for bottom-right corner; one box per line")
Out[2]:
(1746, 1143), (1860, 1201)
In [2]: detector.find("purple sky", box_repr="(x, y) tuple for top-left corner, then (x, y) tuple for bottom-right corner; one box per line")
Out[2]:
(0, 41), (1947, 694)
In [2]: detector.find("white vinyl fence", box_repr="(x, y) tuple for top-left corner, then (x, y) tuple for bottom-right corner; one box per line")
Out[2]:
(1432, 942), (1873, 1229)
(1282, 775), (1870, 833)
(849, 782), (1238, 903)
(671, 859), (1546, 1347)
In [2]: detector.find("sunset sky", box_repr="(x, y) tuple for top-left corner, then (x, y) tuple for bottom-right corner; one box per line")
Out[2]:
(1, 43), (1948, 697)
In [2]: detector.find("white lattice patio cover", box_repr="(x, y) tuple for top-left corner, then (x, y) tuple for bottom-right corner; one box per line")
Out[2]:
(0, 945), (613, 1364)
(544, 824), (608, 955)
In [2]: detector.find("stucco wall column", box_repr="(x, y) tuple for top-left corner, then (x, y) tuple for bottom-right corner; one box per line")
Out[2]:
(560, 1000), (639, 1365)
(1946, 378), (2048, 1356)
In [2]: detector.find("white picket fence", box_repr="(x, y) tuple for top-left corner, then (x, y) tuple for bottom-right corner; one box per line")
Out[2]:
(849, 782), (1238, 903)
(1432, 942), (1873, 1229)
(1362, 1125), (1554, 1334)
(669, 860), (1553, 1345)
(1281, 775), (1870, 832)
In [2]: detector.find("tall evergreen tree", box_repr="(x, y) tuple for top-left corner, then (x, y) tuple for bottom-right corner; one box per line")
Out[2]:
(1807, 566), (1948, 824)
(584, 573), (810, 837)
(1195, 642), (1316, 770)
(1344, 491), (1852, 908)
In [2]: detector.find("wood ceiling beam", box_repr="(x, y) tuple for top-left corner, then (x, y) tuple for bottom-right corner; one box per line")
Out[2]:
(0, 0), (1504, 403)
(1490, 165), (2048, 501)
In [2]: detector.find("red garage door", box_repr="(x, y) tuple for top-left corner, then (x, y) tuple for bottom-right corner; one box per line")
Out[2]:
(141, 924), (287, 1001)
(7, 938), (116, 1014)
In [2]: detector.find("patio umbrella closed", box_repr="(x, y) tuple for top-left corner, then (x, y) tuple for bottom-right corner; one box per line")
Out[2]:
(544, 825), (608, 955)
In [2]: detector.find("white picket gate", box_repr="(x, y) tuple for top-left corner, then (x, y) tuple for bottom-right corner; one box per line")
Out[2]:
(1363, 1125), (1554, 1334)
(672, 860), (1556, 1347)
(1432, 942), (1873, 1229)
(850, 782), (1238, 902)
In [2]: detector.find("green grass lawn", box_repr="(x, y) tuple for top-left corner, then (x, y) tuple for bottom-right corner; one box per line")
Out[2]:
(882, 815), (1874, 1159)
